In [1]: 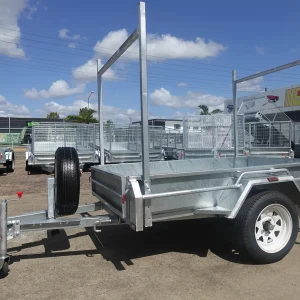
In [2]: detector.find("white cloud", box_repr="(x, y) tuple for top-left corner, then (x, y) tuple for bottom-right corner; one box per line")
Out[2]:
(178, 82), (188, 87)
(0, 95), (30, 117)
(255, 46), (264, 55)
(72, 59), (117, 82)
(0, 0), (28, 58)
(43, 100), (140, 122)
(150, 88), (225, 110)
(58, 28), (81, 41)
(68, 42), (77, 48)
(94, 29), (226, 60)
(73, 28), (226, 82)
(24, 80), (85, 100)
(237, 77), (264, 93)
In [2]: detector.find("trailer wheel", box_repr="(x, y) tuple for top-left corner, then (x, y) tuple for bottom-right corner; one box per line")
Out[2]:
(25, 160), (32, 175)
(0, 262), (9, 278)
(6, 155), (15, 173)
(235, 191), (298, 264)
(55, 147), (80, 216)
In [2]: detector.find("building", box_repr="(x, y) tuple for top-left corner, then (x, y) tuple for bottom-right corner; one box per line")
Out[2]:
(224, 83), (300, 121)
(0, 117), (64, 145)
(132, 118), (183, 131)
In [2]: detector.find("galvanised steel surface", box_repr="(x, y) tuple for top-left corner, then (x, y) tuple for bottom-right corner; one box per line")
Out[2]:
(232, 59), (300, 157)
(97, 2), (150, 192)
(246, 121), (292, 156)
(0, 200), (8, 270)
(27, 122), (99, 167)
(177, 115), (245, 158)
(94, 124), (163, 163)
(91, 156), (300, 231)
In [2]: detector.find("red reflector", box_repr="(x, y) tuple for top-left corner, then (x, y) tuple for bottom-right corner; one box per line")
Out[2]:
(267, 177), (279, 182)
(17, 191), (23, 198)
(122, 194), (126, 204)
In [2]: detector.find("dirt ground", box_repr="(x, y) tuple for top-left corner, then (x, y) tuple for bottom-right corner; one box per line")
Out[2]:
(1, 156), (300, 299)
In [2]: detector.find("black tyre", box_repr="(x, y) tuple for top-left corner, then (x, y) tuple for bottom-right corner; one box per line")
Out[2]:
(25, 160), (32, 175)
(0, 262), (9, 279)
(235, 191), (298, 264)
(55, 147), (80, 216)
(7, 157), (15, 173)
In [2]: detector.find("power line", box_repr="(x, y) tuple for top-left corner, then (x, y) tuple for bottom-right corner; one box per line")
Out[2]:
(0, 26), (248, 70)
(1, 55), (299, 94)
(2, 25), (300, 81)
(0, 60), (235, 93)
(2, 32), (300, 82)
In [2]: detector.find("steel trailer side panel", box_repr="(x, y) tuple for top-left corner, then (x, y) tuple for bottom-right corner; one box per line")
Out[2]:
(91, 156), (300, 227)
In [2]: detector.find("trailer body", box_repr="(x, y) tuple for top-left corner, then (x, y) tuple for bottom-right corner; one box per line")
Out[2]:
(2, 1), (300, 279)
(95, 124), (163, 163)
(26, 122), (99, 172)
(91, 156), (300, 231)
(0, 148), (14, 172)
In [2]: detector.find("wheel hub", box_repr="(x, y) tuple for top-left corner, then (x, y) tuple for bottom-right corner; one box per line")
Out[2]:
(262, 220), (275, 232)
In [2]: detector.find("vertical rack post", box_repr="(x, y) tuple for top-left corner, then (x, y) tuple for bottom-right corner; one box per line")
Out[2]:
(97, 59), (105, 165)
(232, 70), (238, 157)
(138, 2), (150, 193)
(0, 200), (8, 268)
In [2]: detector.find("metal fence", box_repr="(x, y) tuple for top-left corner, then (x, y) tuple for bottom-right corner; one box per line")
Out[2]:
(182, 115), (245, 150)
(31, 123), (96, 154)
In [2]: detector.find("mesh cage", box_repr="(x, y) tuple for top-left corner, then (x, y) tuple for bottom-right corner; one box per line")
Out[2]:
(183, 115), (244, 150)
(32, 122), (96, 153)
(95, 124), (163, 152)
(161, 130), (183, 149)
(246, 121), (292, 148)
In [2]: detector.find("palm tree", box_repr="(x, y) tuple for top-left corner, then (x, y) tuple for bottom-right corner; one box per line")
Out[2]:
(66, 107), (98, 124)
(211, 108), (223, 114)
(46, 112), (60, 119)
(198, 105), (222, 115)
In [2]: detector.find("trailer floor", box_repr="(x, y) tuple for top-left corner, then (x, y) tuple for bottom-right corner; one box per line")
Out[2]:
(1, 158), (300, 300)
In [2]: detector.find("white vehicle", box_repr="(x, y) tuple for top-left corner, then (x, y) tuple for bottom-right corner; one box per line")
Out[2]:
(0, 148), (15, 173)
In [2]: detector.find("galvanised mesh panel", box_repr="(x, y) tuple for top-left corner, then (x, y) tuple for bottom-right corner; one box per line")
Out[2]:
(161, 130), (183, 149)
(183, 115), (244, 150)
(95, 124), (163, 151)
(247, 121), (292, 148)
(32, 122), (96, 153)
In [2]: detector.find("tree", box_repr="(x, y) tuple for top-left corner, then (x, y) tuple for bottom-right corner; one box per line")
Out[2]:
(46, 112), (60, 119)
(198, 105), (209, 115)
(65, 107), (97, 124)
(211, 109), (223, 114)
(198, 105), (223, 115)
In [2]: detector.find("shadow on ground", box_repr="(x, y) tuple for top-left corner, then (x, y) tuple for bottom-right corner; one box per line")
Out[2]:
(8, 219), (264, 270)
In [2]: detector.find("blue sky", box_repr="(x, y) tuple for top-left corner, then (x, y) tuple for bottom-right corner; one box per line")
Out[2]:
(0, 0), (300, 121)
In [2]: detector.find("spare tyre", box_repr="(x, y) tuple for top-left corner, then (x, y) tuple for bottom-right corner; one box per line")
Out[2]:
(55, 147), (80, 216)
